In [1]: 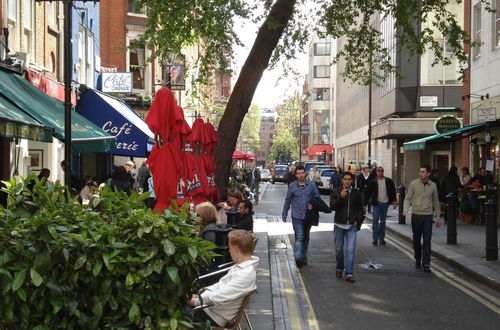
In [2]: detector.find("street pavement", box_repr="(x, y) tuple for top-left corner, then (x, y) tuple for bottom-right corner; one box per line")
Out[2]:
(246, 182), (500, 330)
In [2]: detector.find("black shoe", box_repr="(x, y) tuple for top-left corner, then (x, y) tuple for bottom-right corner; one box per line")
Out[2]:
(415, 261), (422, 269)
(379, 240), (386, 245)
(423, 265), (431, 273)
(372, 241), (378, 245)
(295, 259), (305, 268)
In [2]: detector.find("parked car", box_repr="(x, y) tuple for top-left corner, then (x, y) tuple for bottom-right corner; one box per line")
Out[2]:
(261, 168), (271, 182)
(316, 165), (335, 172)
(272, 164), (289, 183)
(304, 161), (325, 174)
(318, 169), (336, 192)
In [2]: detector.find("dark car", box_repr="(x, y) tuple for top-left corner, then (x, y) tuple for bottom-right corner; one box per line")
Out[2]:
(272, 165), (289, 183)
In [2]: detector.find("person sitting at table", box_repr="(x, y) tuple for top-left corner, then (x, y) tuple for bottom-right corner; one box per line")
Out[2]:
(469, 167), (494, 187)
(238, 199), (254, 232)
(188, 230), (259, 327)
(468, 178), (482, 212)
(195, 202), (220, 245)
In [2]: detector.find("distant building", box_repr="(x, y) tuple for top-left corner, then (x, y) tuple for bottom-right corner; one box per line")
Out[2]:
(257, 108), (277, 167)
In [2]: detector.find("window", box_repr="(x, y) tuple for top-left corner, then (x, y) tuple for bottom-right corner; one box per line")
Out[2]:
(128, 0), (145, 14)
(494, 0), (500, 48)
(8, 0), (17, 21)
(313, 110), (330, 144)
(420, 1), (462, 85)
(314, 42), (331, 56)
(313, 65), (330, 78)
(269, 133), (273, 139)
(473, 3), (482, 57)
(24, 0), (32, 30)
(48, 1), (57, 29)
(312, 88), (330, 101)
(77, 26), (95, 86)
(129, 41), (145, 90)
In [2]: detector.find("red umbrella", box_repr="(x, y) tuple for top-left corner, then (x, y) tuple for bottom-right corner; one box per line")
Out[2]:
(145, 88), (182, 211)
(232, 150), (248, 160)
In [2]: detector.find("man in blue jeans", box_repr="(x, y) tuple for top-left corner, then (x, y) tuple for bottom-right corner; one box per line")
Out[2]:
(403, 165), (441, 273)
(364, 166), (397, 245)
(330, 172), (365, 283)
(282, 165), (320, 268)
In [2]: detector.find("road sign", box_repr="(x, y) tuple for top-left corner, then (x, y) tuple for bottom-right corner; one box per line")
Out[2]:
(477, 108), (497, 122)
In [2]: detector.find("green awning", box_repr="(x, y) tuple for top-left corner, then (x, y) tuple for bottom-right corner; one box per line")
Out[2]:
(0, 70), (115, 153)
(0, 95), (53, 142)
(404, 123), (485, 151)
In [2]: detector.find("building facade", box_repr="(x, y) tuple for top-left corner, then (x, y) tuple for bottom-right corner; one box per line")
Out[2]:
(305, 34), (334, 164)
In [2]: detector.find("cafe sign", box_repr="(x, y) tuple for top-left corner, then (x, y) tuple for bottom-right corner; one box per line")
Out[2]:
(102, 72), (133, 93)
(434, 115), (462, 134)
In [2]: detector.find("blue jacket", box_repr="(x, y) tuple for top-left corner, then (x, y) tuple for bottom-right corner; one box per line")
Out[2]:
(282, 180), (320, 221)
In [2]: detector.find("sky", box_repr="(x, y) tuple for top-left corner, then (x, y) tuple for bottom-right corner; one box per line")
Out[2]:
(233, 16), (309, 109)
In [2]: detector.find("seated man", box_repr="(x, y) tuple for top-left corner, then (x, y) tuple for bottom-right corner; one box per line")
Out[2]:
(188, 230), (259, 327)
(238, 199), (254, 231)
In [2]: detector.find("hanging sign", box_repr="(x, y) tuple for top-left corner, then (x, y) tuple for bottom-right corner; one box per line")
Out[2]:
(434, 115), (462, 134)
(101, 72), (133, 93)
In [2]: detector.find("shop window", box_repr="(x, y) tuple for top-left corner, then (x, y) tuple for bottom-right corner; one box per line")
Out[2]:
(312, 88), (331, 101)
(129, 41), (145, 90)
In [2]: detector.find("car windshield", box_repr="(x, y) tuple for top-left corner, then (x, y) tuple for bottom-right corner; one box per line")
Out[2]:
(320, 170), (334, 177)
(275, 166), (288, 174)
(262, 169), (270, 174)
(305, 163), (324, 172)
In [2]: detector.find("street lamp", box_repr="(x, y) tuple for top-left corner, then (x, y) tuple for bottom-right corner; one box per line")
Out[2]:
(36, 0), (100, 186)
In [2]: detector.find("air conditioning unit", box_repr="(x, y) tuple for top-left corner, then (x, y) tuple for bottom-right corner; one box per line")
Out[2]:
(15, 51), (30, 69)
(0, 36), (6, 60)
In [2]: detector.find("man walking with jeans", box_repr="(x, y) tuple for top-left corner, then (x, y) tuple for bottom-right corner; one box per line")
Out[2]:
(282, 166), (320, 268)
(403, 165), (441, 273)
(364, 166), (397, 245)
(330, 172), (365, 283)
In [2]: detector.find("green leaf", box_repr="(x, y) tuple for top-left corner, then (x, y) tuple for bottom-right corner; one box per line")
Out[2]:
(125, 273), (135, 287)
(6, 302), (14, 320)
(169, 318), (178, 329)
(102, 254), (110, 270)
(62, 248), (69, 262)
(17, 288), (27, 301)
(48, 226), (58, 239)
(0, 268), (12, 280)
(92, 301), (103, 319)
(128, 303), (140, 322)
(50, 299), (63, 313)
(92, 261), (103, 277)
(161, 238), (176, 256)
(74, 255), (87, 270)
(166, 266), (180, 284)
(30, 268), (43, 287)
(12, 269), (26, 291)
(92, 198), (101, 207)
(188, 246), (198, 260)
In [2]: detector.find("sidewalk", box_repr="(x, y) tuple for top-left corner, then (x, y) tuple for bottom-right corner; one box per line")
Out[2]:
(367, 208), (500, 291)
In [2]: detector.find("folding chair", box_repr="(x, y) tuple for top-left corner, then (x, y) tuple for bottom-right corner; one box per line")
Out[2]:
(193, 290), (256, 330)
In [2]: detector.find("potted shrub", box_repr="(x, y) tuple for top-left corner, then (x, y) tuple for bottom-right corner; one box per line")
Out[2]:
(0, 175), (215, 329)
(459, 198), (474, 224)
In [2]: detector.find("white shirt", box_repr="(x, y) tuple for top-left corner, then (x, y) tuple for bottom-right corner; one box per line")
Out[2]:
(377, 178), (388, 203)
(198, 256), (259, 326)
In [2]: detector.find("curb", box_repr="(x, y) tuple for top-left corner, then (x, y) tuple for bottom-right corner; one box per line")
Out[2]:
(366, 215), (500, 293)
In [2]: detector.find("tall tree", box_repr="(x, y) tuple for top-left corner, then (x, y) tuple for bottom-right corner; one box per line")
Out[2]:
(269, 92), (301, 163)
(137, 0), (487, 194)
(239, 104), (261, 154)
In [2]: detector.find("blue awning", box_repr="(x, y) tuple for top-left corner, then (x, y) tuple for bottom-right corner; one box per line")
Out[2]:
(79, 89), (154, 157)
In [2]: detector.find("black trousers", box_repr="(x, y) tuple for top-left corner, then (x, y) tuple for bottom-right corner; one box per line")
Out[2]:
(411, 214), (433, 266)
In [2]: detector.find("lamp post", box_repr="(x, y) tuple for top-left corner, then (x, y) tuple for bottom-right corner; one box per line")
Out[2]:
(36, 0), (100, 187)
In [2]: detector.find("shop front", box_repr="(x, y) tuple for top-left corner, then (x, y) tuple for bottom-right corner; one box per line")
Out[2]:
(308, 144), (334, 164)
(79, 88), (154, 180)
(0, 68), (115, 190)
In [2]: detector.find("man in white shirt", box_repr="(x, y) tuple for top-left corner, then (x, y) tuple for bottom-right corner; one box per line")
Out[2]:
(188, 230), (259, 327)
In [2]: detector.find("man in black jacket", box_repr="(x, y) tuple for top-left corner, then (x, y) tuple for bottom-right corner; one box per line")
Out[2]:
(364, 166), (397, 245)
(238, 200), (254, 231)
(330, 172), (365, 283)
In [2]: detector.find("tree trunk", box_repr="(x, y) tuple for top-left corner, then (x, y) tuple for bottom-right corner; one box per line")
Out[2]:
(214, 0), (297, 197)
